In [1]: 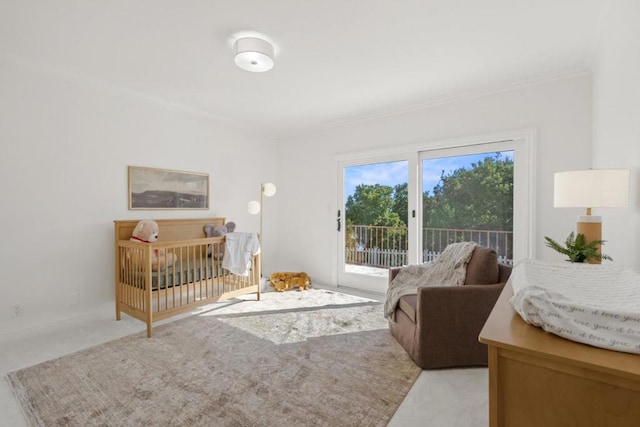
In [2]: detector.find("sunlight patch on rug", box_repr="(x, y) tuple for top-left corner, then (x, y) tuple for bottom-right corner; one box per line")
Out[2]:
(215, 303), (386, 344)
(199, 288), (378, 316)
(198, 288), (385, 344)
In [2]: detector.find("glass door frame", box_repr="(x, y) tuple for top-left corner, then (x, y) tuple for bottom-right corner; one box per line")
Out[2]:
(337, 152), (419, 294)
(419, 140), (519, 263)
(336, 128), (536, 294)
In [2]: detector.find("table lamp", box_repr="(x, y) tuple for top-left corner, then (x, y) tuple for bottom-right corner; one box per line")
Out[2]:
(554, 169), (629, 264)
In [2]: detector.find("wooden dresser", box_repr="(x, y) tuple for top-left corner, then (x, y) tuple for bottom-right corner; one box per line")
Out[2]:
(479, 283), (640, 427)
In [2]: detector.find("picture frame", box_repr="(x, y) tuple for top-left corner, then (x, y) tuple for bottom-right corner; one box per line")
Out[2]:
(128, 166), (209, 210)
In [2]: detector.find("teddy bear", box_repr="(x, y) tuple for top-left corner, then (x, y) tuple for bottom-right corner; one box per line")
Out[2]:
(203, 221), (236, 259)
(269, 272), (312, 292)
(130, 219), (175, 271)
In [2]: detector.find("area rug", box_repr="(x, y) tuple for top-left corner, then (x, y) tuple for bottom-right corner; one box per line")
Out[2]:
(7, 290), (420, 426)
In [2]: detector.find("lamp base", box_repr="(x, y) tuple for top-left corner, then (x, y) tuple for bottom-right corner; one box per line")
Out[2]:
(576, 215), (602, 265)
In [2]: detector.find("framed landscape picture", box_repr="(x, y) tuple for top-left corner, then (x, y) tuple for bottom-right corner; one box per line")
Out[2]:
(128, 166), (209, 210)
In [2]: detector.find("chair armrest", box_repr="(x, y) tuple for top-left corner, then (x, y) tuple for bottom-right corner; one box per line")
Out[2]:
(414, 282), (507, 368)
(389, 267), (401, 285)
(498, 264), (512, 283)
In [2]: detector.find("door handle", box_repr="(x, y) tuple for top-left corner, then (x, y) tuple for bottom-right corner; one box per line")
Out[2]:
(337, 210), (341, 231)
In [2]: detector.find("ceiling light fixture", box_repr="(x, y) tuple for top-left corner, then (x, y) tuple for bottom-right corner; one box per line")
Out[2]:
(234, 37), (274, 72)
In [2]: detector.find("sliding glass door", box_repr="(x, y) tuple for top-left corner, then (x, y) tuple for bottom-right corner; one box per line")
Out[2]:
(421, 149), (514, 264)
(337, 157), (417, 293)
(337, 132), (533, 293)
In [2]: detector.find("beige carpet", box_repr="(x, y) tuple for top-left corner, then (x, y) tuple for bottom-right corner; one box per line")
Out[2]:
(7, 290), (420, 426)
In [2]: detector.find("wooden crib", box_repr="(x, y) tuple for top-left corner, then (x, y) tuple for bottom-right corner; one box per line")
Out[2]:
(114, 217), (260, 337)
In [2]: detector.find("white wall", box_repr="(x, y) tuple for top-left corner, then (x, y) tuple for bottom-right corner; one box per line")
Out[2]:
(593, 0), (640, 268)
(0, 57), (277, 335)
(276, 75), (593, 288)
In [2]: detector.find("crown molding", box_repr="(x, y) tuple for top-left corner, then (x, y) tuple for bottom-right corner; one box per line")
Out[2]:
(276, 70), (591, 140)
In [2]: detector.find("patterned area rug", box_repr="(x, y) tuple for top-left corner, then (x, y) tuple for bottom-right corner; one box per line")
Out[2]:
(7, 290), (420, 426)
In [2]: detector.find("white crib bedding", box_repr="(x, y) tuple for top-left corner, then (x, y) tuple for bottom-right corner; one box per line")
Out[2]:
(509, 259), (640, 354)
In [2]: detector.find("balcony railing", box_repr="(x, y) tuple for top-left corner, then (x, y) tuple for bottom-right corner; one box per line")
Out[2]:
(346, 224), (513, 268)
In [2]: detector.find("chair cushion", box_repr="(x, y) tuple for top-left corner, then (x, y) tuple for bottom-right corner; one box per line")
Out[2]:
(397, 295), (417, 323)
(465, 246), (499, 285)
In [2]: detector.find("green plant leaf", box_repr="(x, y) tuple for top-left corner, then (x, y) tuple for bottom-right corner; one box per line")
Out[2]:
(544, 232), (613, 263)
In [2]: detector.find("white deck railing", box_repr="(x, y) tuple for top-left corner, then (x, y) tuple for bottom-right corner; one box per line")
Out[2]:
(346, 225), (513, 268)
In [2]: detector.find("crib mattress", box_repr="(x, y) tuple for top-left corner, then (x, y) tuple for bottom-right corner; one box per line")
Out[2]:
(510, 259), (640, 354)
(150, 256), (222, 289)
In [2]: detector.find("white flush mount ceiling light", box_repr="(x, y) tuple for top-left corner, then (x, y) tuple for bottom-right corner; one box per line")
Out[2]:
(234, 37), (274, 72)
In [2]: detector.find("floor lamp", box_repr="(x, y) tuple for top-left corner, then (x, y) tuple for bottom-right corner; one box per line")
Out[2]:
(554, 169), (629, 264)
(248, 182), (277, 276)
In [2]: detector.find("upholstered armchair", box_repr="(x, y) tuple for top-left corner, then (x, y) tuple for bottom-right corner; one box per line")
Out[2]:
(388, 246), (512, 369)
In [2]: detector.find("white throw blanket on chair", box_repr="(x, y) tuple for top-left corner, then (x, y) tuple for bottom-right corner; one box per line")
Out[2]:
(384, 242), (477, 320)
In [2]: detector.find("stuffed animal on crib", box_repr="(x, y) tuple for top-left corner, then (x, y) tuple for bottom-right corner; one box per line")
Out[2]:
(203, 221), (236, 259)
(130, 219), (175, 271)
(269, 272), (312, 292)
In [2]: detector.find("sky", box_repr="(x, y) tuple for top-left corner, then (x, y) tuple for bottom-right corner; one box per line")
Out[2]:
(344, 151), (513, 199)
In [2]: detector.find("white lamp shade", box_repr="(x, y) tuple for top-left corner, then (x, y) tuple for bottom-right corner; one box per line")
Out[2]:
(262, 182), (277, 197)
(248, 200), (261, 215)
(234, 37), (274, 72)
(554, 169), (630, 208)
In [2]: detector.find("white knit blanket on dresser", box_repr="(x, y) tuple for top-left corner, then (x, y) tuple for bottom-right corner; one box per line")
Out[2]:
(510, 259), (640, 354)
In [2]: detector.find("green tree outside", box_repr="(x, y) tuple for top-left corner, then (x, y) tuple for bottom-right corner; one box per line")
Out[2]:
(426, 153), (513, 230)
(345, 153), (513, 233)
(345, 184), (404, 227)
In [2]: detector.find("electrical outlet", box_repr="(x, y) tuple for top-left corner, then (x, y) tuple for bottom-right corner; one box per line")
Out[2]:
(12, 304), (23, 318)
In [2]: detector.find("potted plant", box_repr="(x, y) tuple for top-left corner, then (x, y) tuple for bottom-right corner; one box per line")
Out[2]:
(544, 231), (612, 263)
